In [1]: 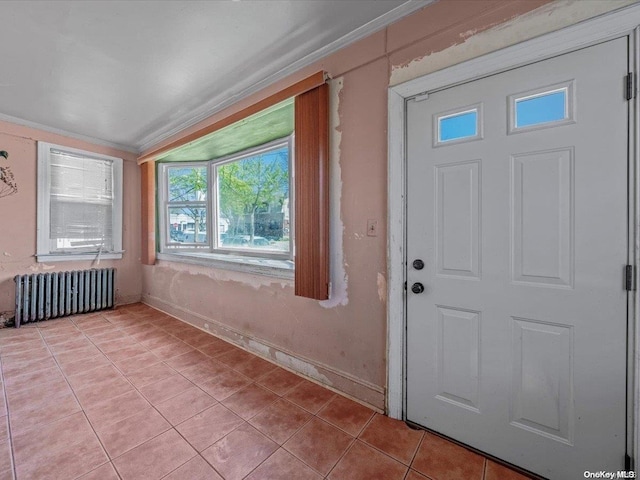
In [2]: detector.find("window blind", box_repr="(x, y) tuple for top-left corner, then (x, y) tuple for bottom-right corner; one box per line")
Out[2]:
(49, 150), (115, 252)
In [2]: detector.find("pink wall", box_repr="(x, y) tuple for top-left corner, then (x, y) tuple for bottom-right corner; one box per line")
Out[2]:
(142, 0), (565, 409)
(0, 121), (142, 318)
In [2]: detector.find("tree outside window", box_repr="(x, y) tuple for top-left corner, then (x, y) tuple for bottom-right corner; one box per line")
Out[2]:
(217, 145), (289, 250)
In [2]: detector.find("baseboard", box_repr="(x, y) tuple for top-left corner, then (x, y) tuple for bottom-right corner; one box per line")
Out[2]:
(142, 294), (385, 412)
(116, 293), (143, 306)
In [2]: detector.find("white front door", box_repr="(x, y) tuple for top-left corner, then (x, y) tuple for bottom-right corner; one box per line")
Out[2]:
(406, 37), (629, 479)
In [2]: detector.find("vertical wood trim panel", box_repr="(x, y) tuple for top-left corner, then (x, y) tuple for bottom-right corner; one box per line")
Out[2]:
(141, 161), (156, 265)
(295, 83), (330, 299)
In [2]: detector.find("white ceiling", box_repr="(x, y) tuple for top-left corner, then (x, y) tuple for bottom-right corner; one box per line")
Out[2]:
(0, 0), (428, 153)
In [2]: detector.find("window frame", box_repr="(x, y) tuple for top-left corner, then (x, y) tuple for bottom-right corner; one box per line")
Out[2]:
(158, 135), (294, 264)
(432, 102), (484, 147)
(507, 80), (576, 135)
(36, 141), (124, 262)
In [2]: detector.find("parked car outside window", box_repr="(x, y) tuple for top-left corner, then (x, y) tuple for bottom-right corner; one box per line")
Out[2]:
(222, 235), (272, 247)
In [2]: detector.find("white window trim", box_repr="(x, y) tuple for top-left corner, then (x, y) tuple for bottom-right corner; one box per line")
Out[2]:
(156, 252), (294, 279)
(36, 141), (123, 262)
(158, 136), (294, 275)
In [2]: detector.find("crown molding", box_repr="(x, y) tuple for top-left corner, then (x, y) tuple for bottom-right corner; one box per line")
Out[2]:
(135, 0), (434, 153)
(0, 112), (138, 154)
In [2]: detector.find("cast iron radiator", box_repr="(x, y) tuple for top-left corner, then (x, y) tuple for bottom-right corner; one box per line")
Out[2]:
(13, 268), (116, 327)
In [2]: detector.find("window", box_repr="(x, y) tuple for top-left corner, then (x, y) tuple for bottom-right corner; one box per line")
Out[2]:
(508, 81), (575, 134)
(434, 103), (483, 146)
(37, 142), (123, 261)
(160, 137), (292, 262)
(144, 74), (329, 298)
(515, 90), (566, 127)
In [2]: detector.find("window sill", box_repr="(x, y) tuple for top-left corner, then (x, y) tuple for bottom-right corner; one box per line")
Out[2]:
(36, 252), (124, 262)
(156, 252), (294, 279)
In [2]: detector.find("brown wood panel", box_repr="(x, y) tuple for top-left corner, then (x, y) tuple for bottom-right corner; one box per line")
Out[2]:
(138, 71), (326, 165)
(140, 160), (156, 265)
(294, 83), (329, 300)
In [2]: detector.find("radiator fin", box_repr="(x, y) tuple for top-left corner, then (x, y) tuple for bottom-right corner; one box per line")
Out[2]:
(13, 268), (116, 327)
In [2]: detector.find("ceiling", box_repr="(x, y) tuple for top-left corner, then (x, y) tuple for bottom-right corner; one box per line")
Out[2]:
(0, 1), (429, 153)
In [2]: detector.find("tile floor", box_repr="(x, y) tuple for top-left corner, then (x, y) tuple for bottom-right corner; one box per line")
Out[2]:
(0, 303), (533, 480)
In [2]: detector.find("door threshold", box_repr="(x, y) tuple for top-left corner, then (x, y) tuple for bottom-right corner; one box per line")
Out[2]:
(404, 420), (547, 480)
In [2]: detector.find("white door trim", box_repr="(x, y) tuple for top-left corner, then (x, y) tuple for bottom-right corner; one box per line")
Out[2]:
(387, 1), (640, 464)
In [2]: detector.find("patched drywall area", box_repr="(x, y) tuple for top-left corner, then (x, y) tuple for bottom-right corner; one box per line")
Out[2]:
(0, 123), (142, 318)
(390, 0), (636, 86)
(320, 76), (348, 309)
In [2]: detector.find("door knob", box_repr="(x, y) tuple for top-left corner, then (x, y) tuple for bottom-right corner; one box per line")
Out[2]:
(411, 282), (425, 294)
(412, 259), (424, 270)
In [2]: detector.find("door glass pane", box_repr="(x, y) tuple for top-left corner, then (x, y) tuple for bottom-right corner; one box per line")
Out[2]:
(438, 110), (478, 142)
(515, 90), (567, 128)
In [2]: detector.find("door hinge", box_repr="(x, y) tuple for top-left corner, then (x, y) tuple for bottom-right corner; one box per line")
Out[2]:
(404, 281), (407, 291)
(626, 72), (635, 100)
(625, 453), (633, 471)
(625, 265), (636, 291)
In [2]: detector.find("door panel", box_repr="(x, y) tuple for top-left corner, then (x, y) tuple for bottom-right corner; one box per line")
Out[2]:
(510, 317), (573, 444)
(511, 148), (573, 287)
(435, 160), (481, 278)
(436, 305), (480, 411)
(406, 37), (629, 479)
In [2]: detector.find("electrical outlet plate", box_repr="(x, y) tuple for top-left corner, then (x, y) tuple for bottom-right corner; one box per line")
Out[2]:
(367, 219), (378, 237)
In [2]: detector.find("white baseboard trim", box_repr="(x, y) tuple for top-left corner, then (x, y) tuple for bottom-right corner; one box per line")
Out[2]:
(142, 294), (385, 412)
(115, 294), (143, 306)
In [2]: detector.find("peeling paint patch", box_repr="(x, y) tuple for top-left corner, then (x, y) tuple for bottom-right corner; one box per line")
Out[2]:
(156, 260), (291, 291)
(247, 339), (272, 357)
(320, 77), (348, 309)
(2, 252), (10, 257)
(460, 28), (480, 40)
(390, 0), (636, 86)
(28, 264), (55, 272)
(377, 273), (387, 304)
(274, 351), (332, 385)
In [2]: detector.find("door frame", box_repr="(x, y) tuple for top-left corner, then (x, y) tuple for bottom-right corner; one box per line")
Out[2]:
(387, 2), (640, 466)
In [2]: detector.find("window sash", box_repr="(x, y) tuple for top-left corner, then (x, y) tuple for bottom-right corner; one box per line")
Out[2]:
(160, 137), (293, 260)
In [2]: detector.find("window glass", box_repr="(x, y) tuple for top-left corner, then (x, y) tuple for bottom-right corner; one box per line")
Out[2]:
(168, 207), (208, 244)
(438, 110), (478, 143)
(168, 166), (207, 202)
(217, 145), (290, 253)
(49, 152), (115, 252)
(515, 89), (567, 128)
